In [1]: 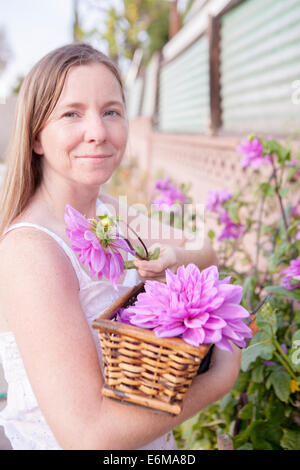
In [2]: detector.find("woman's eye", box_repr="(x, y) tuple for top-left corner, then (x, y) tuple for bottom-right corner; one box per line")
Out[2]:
(63, 111), (78, 119)
(104, 110), (119, 117)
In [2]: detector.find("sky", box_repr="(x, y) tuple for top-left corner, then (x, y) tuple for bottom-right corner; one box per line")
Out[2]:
(0, 0), (74, 99)
(0, 0), (191, 102)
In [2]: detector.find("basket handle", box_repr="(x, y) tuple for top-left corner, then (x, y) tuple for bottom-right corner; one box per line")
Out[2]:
(97, 282), (145, 320)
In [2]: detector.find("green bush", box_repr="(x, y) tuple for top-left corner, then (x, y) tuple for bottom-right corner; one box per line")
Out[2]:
(172, 136), (300, 450)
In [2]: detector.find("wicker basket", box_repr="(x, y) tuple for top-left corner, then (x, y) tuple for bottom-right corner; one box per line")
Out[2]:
(92, 282), (211, 416)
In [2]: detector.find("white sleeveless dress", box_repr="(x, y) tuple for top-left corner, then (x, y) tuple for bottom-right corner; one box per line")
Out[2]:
(0, 200), (177, 450)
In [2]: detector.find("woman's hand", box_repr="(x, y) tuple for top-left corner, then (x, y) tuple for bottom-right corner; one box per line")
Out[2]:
(133, 243), (179, 281)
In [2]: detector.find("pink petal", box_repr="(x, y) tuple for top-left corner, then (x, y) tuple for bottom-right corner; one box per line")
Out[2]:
(204, 315), (227, 329)
(202, 328), (223, 343)
(214, 303), (250, 320)
(182, 327), (205, 347)
(217, 284), (243, 304)
(215, 338), (234, 353)
(155, 323), (186, 338)
(184, 314), (210, 328)
(90, 247), (107, 273)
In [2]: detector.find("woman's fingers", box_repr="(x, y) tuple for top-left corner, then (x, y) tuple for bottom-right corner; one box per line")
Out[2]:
(133, 243), (178, 281)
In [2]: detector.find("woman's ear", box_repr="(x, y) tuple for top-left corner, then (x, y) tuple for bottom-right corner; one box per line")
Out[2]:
(32, 135), (44, 155)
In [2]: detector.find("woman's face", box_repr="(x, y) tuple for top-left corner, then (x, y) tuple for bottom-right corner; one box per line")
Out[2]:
(33, 62), (128, 187)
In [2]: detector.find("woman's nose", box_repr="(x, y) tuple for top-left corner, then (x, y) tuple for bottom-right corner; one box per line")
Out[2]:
(83, 114), (107, 144)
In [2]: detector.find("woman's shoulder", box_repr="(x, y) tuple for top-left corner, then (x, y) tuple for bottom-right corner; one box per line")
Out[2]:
(0, 224), (78, 287)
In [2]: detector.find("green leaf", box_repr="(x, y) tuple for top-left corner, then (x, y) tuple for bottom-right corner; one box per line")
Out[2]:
(261, 224), (276, 236)
(268, 370), (290, 403)
(251, 364), (265, 383)
(259, 182), (275, 197)
(208, 229), (215, 241)
(149, 247), (160, 260)
(266, 400), (286, 425)
(286, 166), (298, 181)
(123, 260), (135, 270)
(295, 309), (300, 323)
(292, 330), (300, 343)
(279, 187), (289, 198)
(242, 275), (258, 310)
(241, 331), (275, 371)
(227, 202), (241, 224)
(236, 442), (254, 450)
(281, 429), (300, 450)
(255, 302), (277, 336)
(265, 374), (273, 390)
(95, 222), (105, 240)
(262, 139), (291, 165)
(249, 421), (283, 450)
(268, 254), (279, 273)
(232, 426), (252, 449)
(219, 392), (238, 415)
(287, 220), (299, 235)
(265, 285), (300, 301)
(239, 403), (254, 420)
(232, 371), (251, 393)
(134, 245), (146, 259)
(289, 330), (300, 372)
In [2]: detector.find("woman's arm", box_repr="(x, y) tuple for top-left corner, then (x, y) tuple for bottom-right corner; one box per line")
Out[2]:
(93, 344), (241, 450)
(133, 238), (218, 281)
(0, 228), (240, 450)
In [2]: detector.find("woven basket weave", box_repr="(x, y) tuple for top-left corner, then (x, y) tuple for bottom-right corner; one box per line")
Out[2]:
(92, 282), (210, 416)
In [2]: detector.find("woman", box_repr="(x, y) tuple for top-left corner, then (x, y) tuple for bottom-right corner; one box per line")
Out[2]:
(0, 43), (241, 450)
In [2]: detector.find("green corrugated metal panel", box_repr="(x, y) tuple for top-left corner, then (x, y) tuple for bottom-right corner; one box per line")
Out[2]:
(158, 36), (210, 133)
(220, 0), (300, 134)
(126, 77), (143, 120)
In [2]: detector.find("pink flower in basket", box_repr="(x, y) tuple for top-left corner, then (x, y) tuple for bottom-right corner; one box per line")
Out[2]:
(64, 205), (135, 289)
(117, 264), (252, 353)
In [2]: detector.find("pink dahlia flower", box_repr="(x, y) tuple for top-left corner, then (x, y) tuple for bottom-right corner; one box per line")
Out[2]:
(65, 205), (134, 289)
(117, 264), (252, 352)
(237, 137), (271, 170)
(291, 206), (300, 219)
(205, 189), (232, 214)
(217, 210), (244, 241)
(280, 256), (300, 290)
(151, 177), (188, 213)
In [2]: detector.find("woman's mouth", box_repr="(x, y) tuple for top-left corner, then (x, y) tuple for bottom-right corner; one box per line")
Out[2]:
(76, 154), (112, 159)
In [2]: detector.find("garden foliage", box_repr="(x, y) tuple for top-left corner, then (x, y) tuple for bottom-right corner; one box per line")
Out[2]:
(165, 136), (300, 450)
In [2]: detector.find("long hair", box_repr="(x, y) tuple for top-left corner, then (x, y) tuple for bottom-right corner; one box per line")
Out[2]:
(0, 43), (125, 236)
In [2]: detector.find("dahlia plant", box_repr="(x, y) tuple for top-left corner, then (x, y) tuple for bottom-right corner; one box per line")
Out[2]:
(172, 135), (300, 450)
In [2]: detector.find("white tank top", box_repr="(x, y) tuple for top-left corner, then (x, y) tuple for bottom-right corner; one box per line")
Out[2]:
(0, 201), (177, 450)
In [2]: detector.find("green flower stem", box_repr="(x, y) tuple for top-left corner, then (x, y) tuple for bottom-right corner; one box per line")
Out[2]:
(124, 260), (137, 270)
(254, 174), (271, 275)
(270, 157), (291, 241)
(274, 338), (292, 368)
(273, 350), (297, 380)
(273, 338), (297, 377)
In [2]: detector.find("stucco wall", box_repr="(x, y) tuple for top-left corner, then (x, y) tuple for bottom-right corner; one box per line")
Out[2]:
(0, 95), (16, 162)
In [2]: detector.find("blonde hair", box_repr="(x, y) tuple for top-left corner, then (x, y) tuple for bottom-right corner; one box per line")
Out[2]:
(0, 43), (125, 235)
